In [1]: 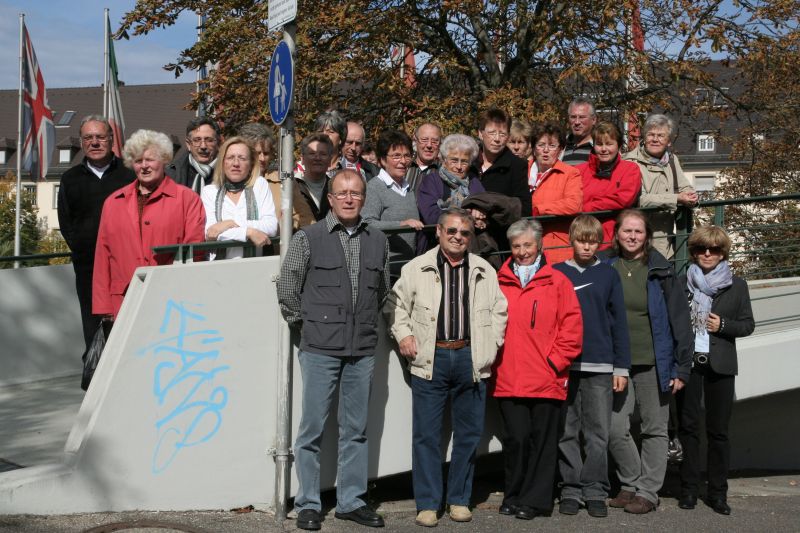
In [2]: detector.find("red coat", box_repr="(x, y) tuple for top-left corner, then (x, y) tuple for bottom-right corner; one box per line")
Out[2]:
(93, 176), (205, 318)
(492, 258), (583, 400)
(577, 154), (641, 249)
(529, 159), (583, 263)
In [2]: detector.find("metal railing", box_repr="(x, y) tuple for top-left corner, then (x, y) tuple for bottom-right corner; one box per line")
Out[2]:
(2, 194), (798, 280)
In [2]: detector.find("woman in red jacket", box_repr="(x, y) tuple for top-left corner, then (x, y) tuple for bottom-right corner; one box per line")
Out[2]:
(529, 122), (583, 263)
(577, 122), (642, 249)
(93, 129), (206, 319)
(493, 218), (583, 520)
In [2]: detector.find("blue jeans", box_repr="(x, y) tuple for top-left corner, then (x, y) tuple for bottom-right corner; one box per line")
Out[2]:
(294, 350), (374, 514)
(558, 371), (614, 502)
(411, 347), (486, 511)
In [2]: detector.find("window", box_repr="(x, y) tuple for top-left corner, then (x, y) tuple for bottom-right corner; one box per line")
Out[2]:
(0, 151), (5, 164)
(23, 185), (37, 206)
(59, 149), (72, 164)
(697, 134), (715, 152)
(694, 175), (716, 192)
(56, 110), (75, 127)
(53, 185), (60, 209)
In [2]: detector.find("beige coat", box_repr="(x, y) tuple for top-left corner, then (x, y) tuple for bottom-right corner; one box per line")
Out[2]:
(383, 246), (508, 381)
(624, 145), (695, 258)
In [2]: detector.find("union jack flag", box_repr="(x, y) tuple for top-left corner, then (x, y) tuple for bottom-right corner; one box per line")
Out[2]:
(21, 23), (55, 181)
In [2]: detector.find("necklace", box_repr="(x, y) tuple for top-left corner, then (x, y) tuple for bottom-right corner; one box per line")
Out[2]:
(619, 258), (639, 277)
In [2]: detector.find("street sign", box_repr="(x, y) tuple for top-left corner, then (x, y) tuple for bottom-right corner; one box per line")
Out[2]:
(268, 41), (293, 126)
(268, 0), (297, 32)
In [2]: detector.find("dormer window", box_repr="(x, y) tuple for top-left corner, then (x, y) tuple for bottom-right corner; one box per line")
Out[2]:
(697, 134), (715, 153)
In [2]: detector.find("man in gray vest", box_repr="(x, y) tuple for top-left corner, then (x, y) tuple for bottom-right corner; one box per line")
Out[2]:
(278, 169), (390, 530)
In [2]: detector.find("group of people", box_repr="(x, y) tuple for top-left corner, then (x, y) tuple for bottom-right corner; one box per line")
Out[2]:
(56, 100), (753, 530)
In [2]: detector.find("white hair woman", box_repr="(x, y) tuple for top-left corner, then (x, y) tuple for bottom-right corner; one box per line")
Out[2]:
(93, 129), (206, 319)
(201, 136), (278, 260)
(622, 114), (698, 258)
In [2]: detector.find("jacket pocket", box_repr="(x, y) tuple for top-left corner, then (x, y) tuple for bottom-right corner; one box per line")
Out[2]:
(302, 305), (346, 351)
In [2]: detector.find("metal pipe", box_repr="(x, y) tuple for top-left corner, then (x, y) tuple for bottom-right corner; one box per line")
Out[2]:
(274, 21), (297, 522)
(14, 14), (24, 269)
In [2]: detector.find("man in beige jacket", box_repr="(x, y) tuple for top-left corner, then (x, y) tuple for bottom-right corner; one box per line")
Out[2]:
(383, 207), (507, 527)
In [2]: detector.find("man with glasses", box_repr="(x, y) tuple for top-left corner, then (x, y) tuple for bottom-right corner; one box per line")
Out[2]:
(562, 97), (598, 166)
(166, 117), (222, 194)
(406, 122), (442, 193)
(384, 207), (507, 527)
(57, 115), (134, 386)
(278, 168), (390, 531)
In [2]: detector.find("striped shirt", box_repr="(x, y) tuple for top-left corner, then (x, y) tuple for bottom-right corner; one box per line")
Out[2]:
(436, 251), (470, 341)
(561, 136), (593, 166)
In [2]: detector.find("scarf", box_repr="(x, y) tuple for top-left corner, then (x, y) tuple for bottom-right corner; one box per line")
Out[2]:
(595, 153), (620, 178)
(513, 254), (543, 288)
(213, 185), (259, 260)
(436, 167), (471, 210)
(687, 260), (733, 350)
(224, 179), (247, 192)
(188, 155), (216, 193)
(646, 149), (670, 168)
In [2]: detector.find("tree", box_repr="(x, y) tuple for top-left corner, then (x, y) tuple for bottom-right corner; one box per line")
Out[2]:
(0, 175), (45, 268)
(119, 0), (799, 138)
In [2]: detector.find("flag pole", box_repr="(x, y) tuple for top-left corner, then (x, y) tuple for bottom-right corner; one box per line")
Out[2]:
(14, 14), (25, 269)
(104, 8), (109, 117)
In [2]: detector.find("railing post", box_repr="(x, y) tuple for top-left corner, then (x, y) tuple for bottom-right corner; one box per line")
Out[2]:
(714, 205), (725, 226)
(673, 205), (693, 274)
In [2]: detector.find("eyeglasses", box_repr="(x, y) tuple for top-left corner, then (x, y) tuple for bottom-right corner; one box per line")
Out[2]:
(189, 136), (218, 146)
(691, 246), (723, 255)
(443, 227), (472, 238)
(387, 153), (413, 161)
(645, 132), (669, 140)
(224, 155), (249, 163)
(82, 135), (111, 143)
(482, 130), (508, 140)
(415, 137), (440, 146)
(331, 191), (364, 200)
(535, 142), (560, 151)
(446, 157), (471, 166)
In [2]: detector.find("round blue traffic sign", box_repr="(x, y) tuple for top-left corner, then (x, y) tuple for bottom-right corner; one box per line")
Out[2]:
(268, 41), (294, 126)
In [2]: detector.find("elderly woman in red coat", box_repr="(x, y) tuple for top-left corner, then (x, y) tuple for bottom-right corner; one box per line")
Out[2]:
(493, 218), (583, 520)
(93, 129), (205, 319)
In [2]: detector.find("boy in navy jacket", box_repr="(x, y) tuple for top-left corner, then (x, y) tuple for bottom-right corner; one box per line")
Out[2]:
(553, 215), (631, 517)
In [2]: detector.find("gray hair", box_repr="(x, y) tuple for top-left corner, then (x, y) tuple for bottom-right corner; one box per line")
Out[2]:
(507, 219), (544, 249)
(122, 129), (174, 168)
(642, 114), (675, 139)
(79, 115), (111, 135)
(238, 122), (273, 144)
(314, 110), (347, 146)
(439, 134), (479, 163)
(437, 207), (475, 229)
(568, 97), (596, 116)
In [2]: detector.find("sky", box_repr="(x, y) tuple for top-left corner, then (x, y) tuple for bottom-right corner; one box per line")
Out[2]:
(0, 0), (198, 90)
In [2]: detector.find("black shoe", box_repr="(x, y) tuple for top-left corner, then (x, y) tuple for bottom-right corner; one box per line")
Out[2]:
(586, 500), (608, 518)
(296, 509), (322, 530)
(678, 495), (697, 510)
(334, 505), (385, 527)
(708, 498), (731, 515)
(499, 503), (518, 515)
(515, 506), (538, 520)
(558, 498), (580, 515)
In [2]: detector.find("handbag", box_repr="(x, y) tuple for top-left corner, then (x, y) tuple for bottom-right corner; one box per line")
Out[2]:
(81, 318), (113, 391)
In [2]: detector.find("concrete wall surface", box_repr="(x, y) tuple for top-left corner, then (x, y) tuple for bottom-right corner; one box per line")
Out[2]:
(0, 262), (797, 514)
(0, 264), (83, 385)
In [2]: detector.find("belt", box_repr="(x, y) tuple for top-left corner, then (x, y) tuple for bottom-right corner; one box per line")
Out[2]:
(694, 352), (709, 365)
(435, 339), (470, 349)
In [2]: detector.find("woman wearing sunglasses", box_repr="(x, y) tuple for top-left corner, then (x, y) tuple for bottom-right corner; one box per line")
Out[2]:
(677, 226), (754, 515)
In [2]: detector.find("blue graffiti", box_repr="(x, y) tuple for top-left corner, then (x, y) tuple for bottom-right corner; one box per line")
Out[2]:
(136, 300), (230, 474)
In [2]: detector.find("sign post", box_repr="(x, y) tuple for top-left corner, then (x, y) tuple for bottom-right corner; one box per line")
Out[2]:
(269, 1), (297, 519)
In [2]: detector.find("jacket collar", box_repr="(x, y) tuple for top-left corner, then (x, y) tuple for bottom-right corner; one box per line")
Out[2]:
(497, 256), (552, 287)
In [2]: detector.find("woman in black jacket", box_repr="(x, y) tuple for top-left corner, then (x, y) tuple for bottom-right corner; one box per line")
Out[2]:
(677, 225), (754, 515)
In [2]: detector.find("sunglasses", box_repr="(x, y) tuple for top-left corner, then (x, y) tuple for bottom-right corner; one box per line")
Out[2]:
(691, 246), (723, 255)
(442, 227), (472, 238)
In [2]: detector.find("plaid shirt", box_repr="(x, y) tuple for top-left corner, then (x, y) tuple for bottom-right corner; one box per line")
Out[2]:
(277, 211), (391, 328)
